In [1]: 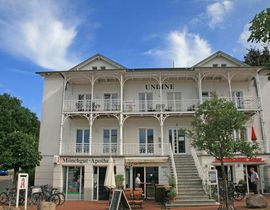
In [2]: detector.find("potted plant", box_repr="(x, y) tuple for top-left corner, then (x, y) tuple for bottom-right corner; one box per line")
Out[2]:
(115, 174), (124, 189)
(167, 175), (177, 203)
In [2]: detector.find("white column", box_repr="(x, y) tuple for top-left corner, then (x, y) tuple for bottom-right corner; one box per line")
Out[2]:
(255, 74), (268, 153)
(160, 115), (164, 155)
(198, 72), (203, 104)
(227, 72), (232, 99)
(59, 77), (67, 155)
(91, 75), (94, 112)
(120, 115), (123, 155)
(89, 114), (93, 155)
(159, 74), (163, 111)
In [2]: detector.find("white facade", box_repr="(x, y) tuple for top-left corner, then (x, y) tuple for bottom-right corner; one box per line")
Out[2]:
(35, 52), (270, 200)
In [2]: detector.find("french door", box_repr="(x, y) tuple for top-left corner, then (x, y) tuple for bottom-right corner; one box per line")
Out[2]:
(77, 94), (91, 111)
(167, 92), (181, 111)
(103, 129), (118, 154)
(169, 128), (186, 154)
(139, 128), (154, 154)
(104, 93), (118, 111)
(139, 93), (153, 112)
(76, 129), (89, 153)
(232, 91), (244, 109)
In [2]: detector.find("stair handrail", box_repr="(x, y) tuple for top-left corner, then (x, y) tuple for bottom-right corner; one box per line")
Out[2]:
(169, 144), (178, 193)
(190, 147), (208, 194)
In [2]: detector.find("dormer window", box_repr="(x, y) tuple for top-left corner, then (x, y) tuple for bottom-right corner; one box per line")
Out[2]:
(92, 66), (97, 70)
(100, 66), (106, 70)
(212, 64), (218, 67)
(221, 64), (227, 67)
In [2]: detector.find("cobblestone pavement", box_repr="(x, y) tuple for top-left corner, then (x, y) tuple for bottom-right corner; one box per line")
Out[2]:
(1, 195), (270, 210)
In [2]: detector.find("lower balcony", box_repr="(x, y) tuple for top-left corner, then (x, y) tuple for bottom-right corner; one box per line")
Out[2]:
(61, 143), (171, 156)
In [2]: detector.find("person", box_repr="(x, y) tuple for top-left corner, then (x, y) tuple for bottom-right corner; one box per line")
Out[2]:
(250, 167), (259, 194)
(135, 173), (142, 188)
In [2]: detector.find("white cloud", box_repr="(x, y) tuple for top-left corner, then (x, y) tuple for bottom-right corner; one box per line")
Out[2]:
(207, 0), (234, 28)
(0, 0), (81, 70)
(239, 24), (264, 50)
(144, 29), (212, 67)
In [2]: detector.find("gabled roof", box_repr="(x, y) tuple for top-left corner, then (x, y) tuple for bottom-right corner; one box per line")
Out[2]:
(193, 51), (250, 67)
(69, 53), (126, 71)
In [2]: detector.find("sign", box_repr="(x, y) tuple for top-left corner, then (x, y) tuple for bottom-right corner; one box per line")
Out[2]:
(109, 190), (131, 210)
(16, 173), (28, 210)
(213, 157), (264, 163)
(145, 84), (174, 90)
(59, 157), (114, 165)
(208, 170), (218, 185)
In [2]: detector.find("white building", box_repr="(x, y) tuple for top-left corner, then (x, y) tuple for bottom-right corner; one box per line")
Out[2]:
(35, 51), (270, 203)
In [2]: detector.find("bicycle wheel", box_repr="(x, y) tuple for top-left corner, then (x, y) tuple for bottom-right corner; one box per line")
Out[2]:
(31, 193), (43, 205)
(0, 192), (8, 205)
(57, 192), (65, 205)
(49, 194), (61, 206)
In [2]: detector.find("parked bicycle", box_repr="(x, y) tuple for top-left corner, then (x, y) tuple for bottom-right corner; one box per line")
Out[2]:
(0, 187), (25, 206)
(30, 185), (61, 206)
(231, 182), (246, 201)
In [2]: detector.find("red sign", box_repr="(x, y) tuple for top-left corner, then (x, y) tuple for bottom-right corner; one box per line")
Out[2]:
(213, 157), (264, 163)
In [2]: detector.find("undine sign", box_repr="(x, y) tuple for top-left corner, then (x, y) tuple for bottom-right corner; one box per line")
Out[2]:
(145, 84), (174, 90)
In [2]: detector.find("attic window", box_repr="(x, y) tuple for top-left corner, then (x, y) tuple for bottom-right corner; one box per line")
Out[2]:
(92, 66), (98, 70)
(100, 66), (106, 70)
(221, 64), (227, 67)
(212, 64), (218, 67)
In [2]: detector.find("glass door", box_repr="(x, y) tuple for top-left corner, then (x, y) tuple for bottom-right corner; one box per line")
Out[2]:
(169, 128), (186, 154)
(232, 91), (244, 109)
(167, 92), (181, 111)
(76, 129), (89, 154)
(63, 166), (84, 200)
(104, 93), (118, 111)
(103, 129), (118, 154)
(139, 93), (153, 112)
(139, 128), (154, 154)
(93, 166), (110, 200)
(77, 94), (91, 111)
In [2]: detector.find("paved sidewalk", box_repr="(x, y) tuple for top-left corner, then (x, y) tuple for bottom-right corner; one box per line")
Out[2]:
(2, 195), (270, 210)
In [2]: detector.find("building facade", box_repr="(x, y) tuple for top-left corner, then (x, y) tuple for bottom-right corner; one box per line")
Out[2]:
(35, 51), (270, 201)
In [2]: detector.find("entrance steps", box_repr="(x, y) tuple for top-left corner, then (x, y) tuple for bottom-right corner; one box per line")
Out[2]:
(167, 154), (218, 207)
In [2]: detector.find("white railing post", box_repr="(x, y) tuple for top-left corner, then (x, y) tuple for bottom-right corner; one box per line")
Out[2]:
(169, 145), (178, 193)
(190, 147), (207, 193)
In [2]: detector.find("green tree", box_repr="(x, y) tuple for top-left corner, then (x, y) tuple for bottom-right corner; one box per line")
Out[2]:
(248, 8), (270, 44)
(190, 96), (259, 210)
(0, 93), (41, 184)
(244, 47), (270, 66)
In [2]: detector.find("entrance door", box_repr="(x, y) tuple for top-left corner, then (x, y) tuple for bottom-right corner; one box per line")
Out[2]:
(63, 166), (84, 200)
(93, 166), (110, 200)
(169, 128), (186, 154)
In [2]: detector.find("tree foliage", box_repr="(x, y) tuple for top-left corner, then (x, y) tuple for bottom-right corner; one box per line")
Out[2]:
(190, 96), (259, 209)
(0, 93), (41, 181)
(244, 47), (270, 66)
(248, 8), (270, 44)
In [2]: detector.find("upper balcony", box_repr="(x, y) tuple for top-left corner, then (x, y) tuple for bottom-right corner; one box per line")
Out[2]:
(63, 96), (260, 113)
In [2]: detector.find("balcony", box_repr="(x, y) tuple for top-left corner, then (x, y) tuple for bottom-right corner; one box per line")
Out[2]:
(63, 97), (260, 113)
(61, 143), (171, 156)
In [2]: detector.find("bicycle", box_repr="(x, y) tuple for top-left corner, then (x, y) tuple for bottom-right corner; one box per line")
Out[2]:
(0, 187), (25, 206)
(30, 185), (61, 206)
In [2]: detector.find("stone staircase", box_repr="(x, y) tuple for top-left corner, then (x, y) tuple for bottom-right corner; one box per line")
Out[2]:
(167, 154), (217, 207)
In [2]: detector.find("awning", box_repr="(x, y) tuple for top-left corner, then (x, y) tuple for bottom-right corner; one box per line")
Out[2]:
(125, 157), (168, 165)
(213, 157), (265, 165)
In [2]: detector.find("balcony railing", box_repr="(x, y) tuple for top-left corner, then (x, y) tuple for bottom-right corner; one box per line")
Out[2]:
(61, 143), (171, 156)
(63, 97), (260, 113)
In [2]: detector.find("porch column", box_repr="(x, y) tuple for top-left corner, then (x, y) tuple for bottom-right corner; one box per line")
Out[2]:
(59, 77), (67, 155)
(159, 74), (163, 111)
(198, 72), (203, 104)
(160, 115), (164, 155)
(255, 74), (268, 152)
(91, 74), (94, 112)
(120, 115), (123, 155)
(227, 72), (232, 98)
(89, 114), (93, 155)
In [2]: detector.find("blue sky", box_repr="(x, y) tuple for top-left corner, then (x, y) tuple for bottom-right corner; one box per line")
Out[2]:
(0, 0), (269, 118)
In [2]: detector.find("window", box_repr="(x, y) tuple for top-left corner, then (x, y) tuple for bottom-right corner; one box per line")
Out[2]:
(221, 64), (227, 67)
(103, 129), (118, 153)
(234, 128), (247, 141)
(77, 94), (91, 111)
(139, 128), (154, 153)
(139, 93), (153, 112)
(100, 66), (106, 70)
(232, 91), (244, 109)
(167, 92), (181, 111)
(212, 64), (218, 67)
(202, 91), (214, 101)
(76, 129), (89, 153)
(92, 66), (98, 70)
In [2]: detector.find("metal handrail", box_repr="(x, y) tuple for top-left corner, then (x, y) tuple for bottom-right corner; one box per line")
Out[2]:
(169, 145), (178, 193)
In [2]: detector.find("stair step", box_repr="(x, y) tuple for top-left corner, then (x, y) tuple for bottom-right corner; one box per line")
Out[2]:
(166, 201), (218, 207)
(176, 195), (209, 199)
